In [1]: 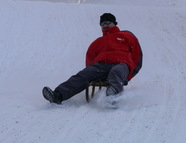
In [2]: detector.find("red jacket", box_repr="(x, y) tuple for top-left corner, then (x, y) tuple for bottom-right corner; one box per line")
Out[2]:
(86, 26), (143, 80)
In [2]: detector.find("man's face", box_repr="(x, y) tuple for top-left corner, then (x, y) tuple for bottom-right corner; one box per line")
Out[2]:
(100, 21), (115, 30)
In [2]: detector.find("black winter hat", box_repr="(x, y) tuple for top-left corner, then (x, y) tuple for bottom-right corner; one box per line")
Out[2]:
(100, 13), (118, 25)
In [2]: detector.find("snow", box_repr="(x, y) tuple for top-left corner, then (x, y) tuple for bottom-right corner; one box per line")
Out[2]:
(0, 0), (186, 142)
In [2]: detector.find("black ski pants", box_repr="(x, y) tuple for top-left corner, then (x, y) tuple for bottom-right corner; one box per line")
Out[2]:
(55, 62), (129, 101)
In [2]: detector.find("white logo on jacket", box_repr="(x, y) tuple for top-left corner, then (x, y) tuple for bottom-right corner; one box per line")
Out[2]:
(116, 38), (125, 41)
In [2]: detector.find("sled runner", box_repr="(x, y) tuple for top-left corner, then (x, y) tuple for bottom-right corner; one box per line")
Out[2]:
(86, 80), (109, 102)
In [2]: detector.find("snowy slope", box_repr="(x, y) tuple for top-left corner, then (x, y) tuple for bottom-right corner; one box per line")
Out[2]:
(0, 0), (186, 143)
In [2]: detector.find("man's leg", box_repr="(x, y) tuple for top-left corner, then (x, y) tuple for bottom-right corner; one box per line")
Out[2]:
(106, 63), (129, 96)
(54, 63), (113, 101)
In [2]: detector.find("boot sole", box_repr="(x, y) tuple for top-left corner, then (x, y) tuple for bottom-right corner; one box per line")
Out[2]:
(42, 87), (55, 103)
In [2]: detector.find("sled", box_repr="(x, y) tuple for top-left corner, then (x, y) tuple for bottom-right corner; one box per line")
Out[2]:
(85, 80), (109, 102)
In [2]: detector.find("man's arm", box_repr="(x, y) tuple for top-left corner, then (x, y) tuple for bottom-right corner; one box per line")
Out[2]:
(123, 31), (143, 80)
(86, 41), (97, 66)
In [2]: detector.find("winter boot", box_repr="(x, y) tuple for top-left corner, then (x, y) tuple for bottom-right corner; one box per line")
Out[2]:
(42, 87), (63, 104)
(105, 86), (119, 108)
(106, 86), (117, 96)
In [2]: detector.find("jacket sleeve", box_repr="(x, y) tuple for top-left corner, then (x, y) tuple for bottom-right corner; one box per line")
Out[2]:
(86, 40), (97, 66)
(125, 31), (143, 80)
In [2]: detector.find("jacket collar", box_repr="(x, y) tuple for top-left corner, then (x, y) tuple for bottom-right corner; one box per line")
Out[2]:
(102, 26), (120, 36)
